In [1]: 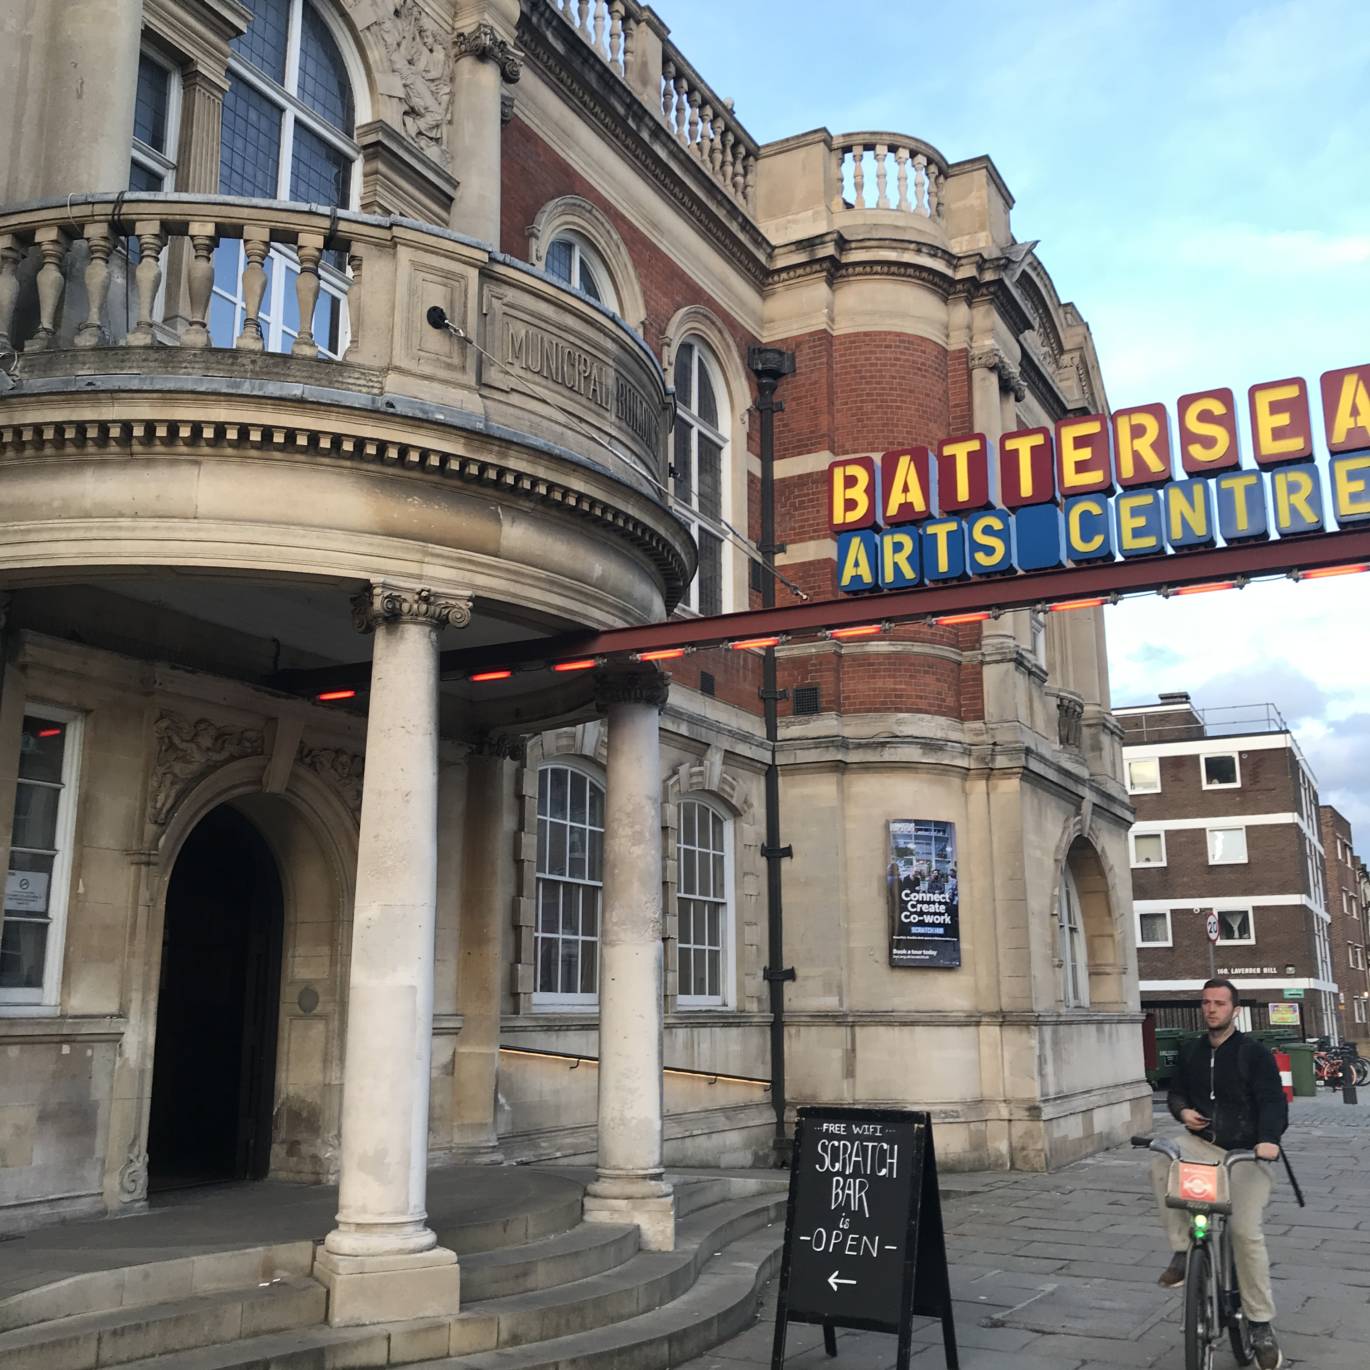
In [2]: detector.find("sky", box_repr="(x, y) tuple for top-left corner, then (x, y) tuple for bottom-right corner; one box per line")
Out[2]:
(663, 0), (1370, 834)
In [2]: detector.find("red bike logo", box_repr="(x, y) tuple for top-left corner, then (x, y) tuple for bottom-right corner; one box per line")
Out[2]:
(1178, 1164), (1218, 1203)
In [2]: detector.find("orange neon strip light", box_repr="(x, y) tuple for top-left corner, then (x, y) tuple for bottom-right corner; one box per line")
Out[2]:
(37, 727), (63, 738)
(934, 612), (991, 625)
(470, 669), (513, 682)
(315, 689), (357, 702)
(1174, 581), (1236, 596)
(552, 659), (599, 672)
(829, 624), (883, 639)
(1049, 597), (1106, 612)
(729, 636), (782, 650)
(637, 647), (688, 661)
(1300, 563), (1368, 579)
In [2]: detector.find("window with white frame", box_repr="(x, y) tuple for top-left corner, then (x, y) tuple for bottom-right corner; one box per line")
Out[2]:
(1136, 908), (1172, 946)
(130, 49), (180, 191)
(534, 765), (603, 1005)
(671, 339), (728, 616)
(1350, 943), (1365, 971)
(1057, 866), (1089, 1007)
(1356, 997), (1368, 1025)
(1130, 831), (1167, 867)
(676, 800), (730, 1007)
(2, 708), (83, 1008)
(1207, 826), (1248, 865)
(1217, 907), (1254, 945)
(1347, 888), (1360, 920)
(210, 0), (357, 356)
(544, 234), (618, 312)
(1201, 752), (1240, 789)
(1126, 756), (1161, 794)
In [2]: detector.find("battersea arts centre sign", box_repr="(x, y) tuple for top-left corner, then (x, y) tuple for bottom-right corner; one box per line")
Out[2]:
(828, 365), (1370, 592)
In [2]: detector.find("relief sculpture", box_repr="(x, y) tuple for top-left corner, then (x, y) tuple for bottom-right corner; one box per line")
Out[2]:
(149, 712), (265, 827)
(374, 0), (453, 166)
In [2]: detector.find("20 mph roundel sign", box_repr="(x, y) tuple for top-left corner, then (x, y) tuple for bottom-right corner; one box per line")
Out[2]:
(1205, 912), (1221, 944)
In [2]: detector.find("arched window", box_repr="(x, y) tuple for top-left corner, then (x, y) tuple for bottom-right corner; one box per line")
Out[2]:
(534, 764), (604, 1005)
(672, 340), (728, 615)
(676, 799), (731, 1007)
(210, 0), (359, 355)
(1057, 866), (1089, 1007)
(544, 233), (617, 312)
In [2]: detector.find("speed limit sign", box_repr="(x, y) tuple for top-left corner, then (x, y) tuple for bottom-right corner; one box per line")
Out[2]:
(1205, 911), (1220, 944)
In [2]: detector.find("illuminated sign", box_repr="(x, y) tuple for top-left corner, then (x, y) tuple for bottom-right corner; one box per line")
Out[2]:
(830, 365), (1370, 593)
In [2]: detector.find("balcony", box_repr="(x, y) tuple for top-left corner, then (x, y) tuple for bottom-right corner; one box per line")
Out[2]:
(0, 193), (694, 655)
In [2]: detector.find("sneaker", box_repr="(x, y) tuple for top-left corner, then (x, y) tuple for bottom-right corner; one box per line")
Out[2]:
(1250, 1321), (1283, 1370)
(1158, 1252), (1187, 1287)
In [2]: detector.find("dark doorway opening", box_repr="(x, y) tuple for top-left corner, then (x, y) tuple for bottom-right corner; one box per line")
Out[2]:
(148, 804), (284, 1190)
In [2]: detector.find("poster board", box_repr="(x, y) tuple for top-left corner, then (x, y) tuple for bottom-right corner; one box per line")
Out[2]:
(887, 821), (960, 968)
(771, 1107), (958, 1370)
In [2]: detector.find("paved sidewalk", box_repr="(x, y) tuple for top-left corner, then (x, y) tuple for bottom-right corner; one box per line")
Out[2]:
(687, 1093), (1370, 1370)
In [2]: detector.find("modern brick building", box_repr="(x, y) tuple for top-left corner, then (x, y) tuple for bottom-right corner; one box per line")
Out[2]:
(1119, 693), (1338, 1038)
(1320, 805), (1369, 1049)
(0, 0), (1146, 1321)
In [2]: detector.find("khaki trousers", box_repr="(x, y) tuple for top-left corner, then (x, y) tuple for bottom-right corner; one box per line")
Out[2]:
(1151, 1132), (1276, 1323)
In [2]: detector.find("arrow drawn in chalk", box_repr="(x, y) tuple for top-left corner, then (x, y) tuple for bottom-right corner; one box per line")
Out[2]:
(827, 1271), (857, 1291)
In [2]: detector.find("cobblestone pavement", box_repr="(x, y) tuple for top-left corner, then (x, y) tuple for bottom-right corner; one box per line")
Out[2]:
(686, 1093), (1370, 1370)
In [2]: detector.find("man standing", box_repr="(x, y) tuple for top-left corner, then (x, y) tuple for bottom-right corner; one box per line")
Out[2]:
(1153, 978), (1289, 1369)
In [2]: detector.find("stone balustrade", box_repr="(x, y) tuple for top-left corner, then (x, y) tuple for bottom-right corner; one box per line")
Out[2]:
(0, 194), (674, 498)
(548, 0), (639, 78)
(659, 45), (757, 212)
(538, 0), (758, 214)
(831, 133), (947, 219)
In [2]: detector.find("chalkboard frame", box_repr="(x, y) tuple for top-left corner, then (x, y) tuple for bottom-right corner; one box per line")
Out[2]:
(770, 1106), (958, 1370)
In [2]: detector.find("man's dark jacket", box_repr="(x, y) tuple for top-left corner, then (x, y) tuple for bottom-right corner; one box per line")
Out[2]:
(1167, 1030), (1289, 1150)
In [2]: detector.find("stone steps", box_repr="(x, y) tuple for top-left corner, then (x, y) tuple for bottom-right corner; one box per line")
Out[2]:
(465, 1190), (783, 1349)
(442, 1227), (783, 1370)
(84, 1179), (785, 1369)
(0, 1275), (327, 1370)
(459, 1222), (640, 1302)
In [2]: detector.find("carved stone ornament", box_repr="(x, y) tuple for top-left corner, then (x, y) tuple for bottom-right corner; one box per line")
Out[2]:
(351, 583), (473, 634)
(453, 22), (523, 83)
(1057, 693), (1085, 750)
(592, 665), (671, 714)
(470, 730), (526, 763)
(298, 744), (365, 818)
(150, 712), (265, 826)
(373, 0), (454, 166)
(118, 1145), (149, 1202)
(969, 345), (1027, 400)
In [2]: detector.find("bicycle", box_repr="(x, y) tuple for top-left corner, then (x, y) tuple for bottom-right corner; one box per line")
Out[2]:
(1311, 1042), (1370, 1088)
(1133, 1135), (1260, 1370)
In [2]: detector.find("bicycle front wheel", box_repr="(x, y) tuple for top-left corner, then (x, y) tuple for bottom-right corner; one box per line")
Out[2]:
(1185, 1243), (1215, 1370)
(1355, 1057), (1370, 1087)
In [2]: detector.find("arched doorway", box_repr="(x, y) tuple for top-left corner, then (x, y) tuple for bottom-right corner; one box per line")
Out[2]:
(148, 804), (284, 1189)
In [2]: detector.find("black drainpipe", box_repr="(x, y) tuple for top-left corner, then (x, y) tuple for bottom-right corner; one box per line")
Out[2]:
(747, 345), (796, 1163)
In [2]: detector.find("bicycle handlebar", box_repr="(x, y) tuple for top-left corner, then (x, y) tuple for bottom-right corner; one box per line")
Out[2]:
(1130, 1136), (1259, 1168)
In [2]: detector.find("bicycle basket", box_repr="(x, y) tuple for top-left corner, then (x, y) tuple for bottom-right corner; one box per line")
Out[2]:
(1166, 1160), (1231, 1214)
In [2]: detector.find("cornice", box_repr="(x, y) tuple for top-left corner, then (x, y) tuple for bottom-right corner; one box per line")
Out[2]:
(0, 411), (693, 607)
(517, 5), (771, 285)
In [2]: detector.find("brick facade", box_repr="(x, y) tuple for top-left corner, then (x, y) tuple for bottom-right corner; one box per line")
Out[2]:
(1320, 806), (1370, 1045)
(1121, 696), (1338, 1037)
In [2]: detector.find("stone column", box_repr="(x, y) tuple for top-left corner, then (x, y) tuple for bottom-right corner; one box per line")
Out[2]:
(41, 0), (143, 197)
(448, 2), (522, 244)
(450, 734), (521, 1159)
(582, 667), (674, 1252)
(316, 583), (471, 1327)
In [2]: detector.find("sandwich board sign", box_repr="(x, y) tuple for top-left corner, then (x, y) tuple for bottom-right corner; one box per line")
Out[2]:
(771, 1107), (958, 1370)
